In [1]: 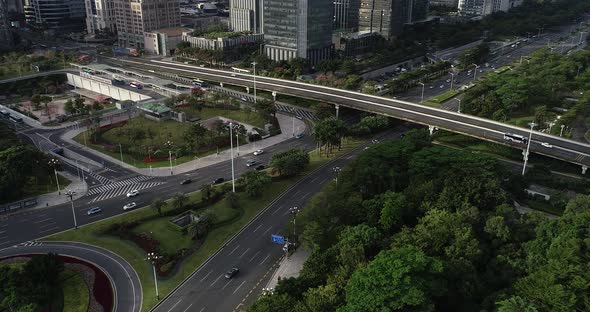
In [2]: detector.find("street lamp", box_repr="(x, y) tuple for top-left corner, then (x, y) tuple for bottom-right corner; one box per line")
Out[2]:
(229, 122), (236, 193)
(48, 158), (61, 195)
(65, 189), (78, 229)
(333, 166), (342, 187)
(236, 131), (240, 156)
(251, 62), (257, 104)
(522, 122), (536, 176)
(146, 252), (162, 300)
(560, 124), (566, 137)
(472, 64), (479, 81)
(418, 82), (425, 103)
(455, 98), (462, 113)
(165, 140), (174, 175)
(289, 206), (299, 238)
(579, 31), (586, 45)
(118, 143), (124, 163)
(449, 73), (455, 91)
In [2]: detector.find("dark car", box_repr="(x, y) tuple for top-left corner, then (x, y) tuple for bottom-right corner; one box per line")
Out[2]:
(255, 165), (265, 171)
(87, 207), (102, 215)
(225, 267), (239, 279)
(180, 179), (192, 185)
(213, 177), (225, 185)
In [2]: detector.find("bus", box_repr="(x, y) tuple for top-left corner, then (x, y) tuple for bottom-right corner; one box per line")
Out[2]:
(504, 133), (527, 144)
(9, 115), (23, 124)
(130, 82), (143, 89)
(192, 79), (208, 87)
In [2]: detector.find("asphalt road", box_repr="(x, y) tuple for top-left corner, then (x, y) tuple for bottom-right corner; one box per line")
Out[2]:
(151, 129), (402, 312)
(0, 241), (142, 312)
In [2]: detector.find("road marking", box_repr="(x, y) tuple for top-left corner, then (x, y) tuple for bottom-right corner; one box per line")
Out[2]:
(233, 280), (246, 294)
(38, 227), (60, 234)
(252, 224), (263, 232)
(310, 176), (320, 183)
(0, 231), (5, 235)
(198, 308), (205, 312)
(228, 245), (240, 256)
(249, 250), (261, 262)
(0, 241), (10, 246)
(210, 274), (222, 287)
(168, 299), (182, 312)
(262, 226), (272, 236)
(301, 192), (311, 200)
(259, 254), (270, 265)
(0, 236), (7, 240)
(239, 248), (250, 258)
(38, 222), (56, 228)
(199, 270), (212, 282)
(222, 279), (232, 290)
(182, 304), (193, 312)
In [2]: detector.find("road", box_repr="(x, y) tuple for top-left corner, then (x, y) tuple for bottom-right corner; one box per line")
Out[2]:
(0, 241), (142, 312)
(151, 129), (402, 312)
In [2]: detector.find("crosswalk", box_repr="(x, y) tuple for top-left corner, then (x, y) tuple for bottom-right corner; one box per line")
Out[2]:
(274, 103), (317, 121)
(86, 171), (114, 185)
(87, 180), (165, 203)
(87, 175), (156, 195)
(18, 241), (42, 247)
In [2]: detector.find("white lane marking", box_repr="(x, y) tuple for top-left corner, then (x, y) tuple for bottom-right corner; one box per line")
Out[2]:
(310, 176), (320, 183)
(38, 227), (60, 234)
(199, 270), (212, 282)
(301, 193), (311, 200)
(270, 207), (280, 215)
(222, 279), (232, 290)
(249, 250), (261, 263)
(168, 299), (182, 312)
(259, 254), (270, 265)
(228, 245), (240, 256)
(252, 224), (263, 232)
(239, 248), (250, 258)
(233, 280), (246, 295)
(39, 222), (56, 228)
(0, 236), (7, 240)
(0, 231), (5, 235)
(262, 226), (272, 236)
(0, 241), (11, 246)
(182, 304), (193, 312)
(210, 274), (222, 287)
(198, 308), (205, 312)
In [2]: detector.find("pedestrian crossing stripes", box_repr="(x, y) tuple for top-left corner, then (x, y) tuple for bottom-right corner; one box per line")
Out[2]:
(576, 154), (585, 162)
(274, 103), (317, 121)
(88, 181), (165, 203)
(87, 175), (155, 195)
(18, 241), (42, 247)
(87, 172), (113, 185)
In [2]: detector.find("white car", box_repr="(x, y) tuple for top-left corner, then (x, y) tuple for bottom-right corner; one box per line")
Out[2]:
(123, 202), (137, 210)
(253, 149), (264, 156)
(541, 142), (553, 148)
(126, 190), (139, 197)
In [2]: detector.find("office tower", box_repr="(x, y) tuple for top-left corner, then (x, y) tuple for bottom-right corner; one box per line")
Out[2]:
(458, 0), (521, 16)
(334, 0), (360, 32)
(263, 0), (333, 63)
(24, 0), (85, 28)
(0, 0), (12, 48)
(85, 0), (116, 34)
(359, 0), (412, 38)
(113, 0), (181, 48)
(428, 0), (458, 8)
(412, 0), (428, 21)
(230, 0), (262, 33)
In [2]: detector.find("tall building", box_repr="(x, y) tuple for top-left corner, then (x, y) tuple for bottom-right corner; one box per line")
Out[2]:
(334, 0), (360, 32)
(458, 0), (522, 17)
(0, 0), (12, 48)
(359, 0), (413, 38)
(24, 0), (85, 28)
(263, 0), (333, 63)
(428, 0), (458, 8)
(85, 0), (116, 34)
(230, 0), (262, 33)
(113, 0), (181, 48)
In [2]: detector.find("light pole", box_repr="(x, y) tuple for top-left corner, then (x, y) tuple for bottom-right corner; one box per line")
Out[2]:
(522, 122), (536, 176)
(146, 252), (162, 300)
(333, 166), (341, 187)
(65, 189), (78, 229)
(166, 140), (173, 175)
(418, 82), (425, 103)
(455, 98), (462, 113)
(289, 206), (299, 238)
(236, 131), (240, 156)
(118, 143), (123, 163)
(472, 64), (479, 81)
(48, 158), (61, 195)
(229, 122), (236, 193)
(579, 31), (586, 45)
(449, 73), (455, 91)
(560, 124), (565, 137)
(292, 114), (295, 137)
(251, 62), (257, 104)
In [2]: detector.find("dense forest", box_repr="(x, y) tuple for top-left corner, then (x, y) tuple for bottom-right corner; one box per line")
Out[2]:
(248, 129), (590, 312)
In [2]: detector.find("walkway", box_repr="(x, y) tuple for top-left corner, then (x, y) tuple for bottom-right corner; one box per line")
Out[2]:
(265, 247), (311, 289)
(28, 170), (88, 210)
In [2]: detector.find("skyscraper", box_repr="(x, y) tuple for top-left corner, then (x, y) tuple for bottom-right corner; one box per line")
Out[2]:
(24, 0), (85, 28)
(358, 0), (416, 39)
(85, 0), (116, 34)
(230, 0), (262, 33)
(334, 0), (360, 32)
(113, 0), (180, 48)
(0, 0), (12, 48)
(263, 0), (333, 63)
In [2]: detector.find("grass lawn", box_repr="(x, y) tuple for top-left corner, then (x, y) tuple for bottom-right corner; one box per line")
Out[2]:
(506, 115), (535, 128)
(430, 90), (461, 104)
(61, 269), (90, 312)
(2, 174), (71, 205)
(45, 138), (363, 312)
(176, 106), (267, 128)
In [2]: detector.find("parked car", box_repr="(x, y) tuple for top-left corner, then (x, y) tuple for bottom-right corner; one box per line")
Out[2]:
(255, 165), (265, 171)
(253, 149), (264, 156)
(126, 190), (139, 197)
(213, 177), (224, 185)
(246, 160), (258, 167)
(123, 202), (137, 210)
(180, 179), (192, 185)
(225, 267), (239, 279)
(295, 133), (304, 139)
(87, 207), (102, 215)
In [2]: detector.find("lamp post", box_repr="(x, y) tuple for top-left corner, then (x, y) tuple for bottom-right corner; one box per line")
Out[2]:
(118, 143), (123, 163)
(236, 131), (240, 156)
(251, 62), (257, 104)
(165, 140), (174, 175)
(455, 98), (462, 113)
(472, 64), (479, 81)
(229, 122), (236, 193)
(289, 206), (299, 238)
(522, 122), (536, 176)
(146, 252), (162, 300)
(418, 82), (425, 103)
(333, 166), (342, 187)
(560, 124), (565, 137)
(449, 73), (455, 91)
(48, 158), (61, 195)
(580, 31), (586, 45)
(65, 189), (78, 229)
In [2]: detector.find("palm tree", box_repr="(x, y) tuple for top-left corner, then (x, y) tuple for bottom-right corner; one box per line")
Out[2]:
(151, 198), (165, 216)
(201, 184), (212, 201)
(171, 192), (188, 211)
(225, 191), (239, 209)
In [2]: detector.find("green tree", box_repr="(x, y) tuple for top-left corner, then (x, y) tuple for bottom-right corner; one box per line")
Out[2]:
(171, 192), (188, 211)
(202, 184), (212, 201)
(340, 246), (445, 312)
(151, 197), (165, 216)
(64, 99), (75, 115)
(241, 171), (272, 198)
(270, 149), (310, 177)
(247, 293), (299, 312)
(378, 192), (408, 233)
(225, 191), (239, 209)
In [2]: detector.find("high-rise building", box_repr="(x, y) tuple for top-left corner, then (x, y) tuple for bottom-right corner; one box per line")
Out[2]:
(0, 0), (12, 48)
(263, 0), (333, 64)
(113, 0), (181, 48)
(334, 0), (360, 32)
(428, 0), (458, 8)
(230, 0), (262, 33)
(85, 0), (116, 34)
(359, 0), (413, 38)
(24, 0), (85, 28)
(458, 0), (522, 17)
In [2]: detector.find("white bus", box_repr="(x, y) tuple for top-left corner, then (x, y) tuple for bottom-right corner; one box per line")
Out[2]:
(504, 133), (527, 144)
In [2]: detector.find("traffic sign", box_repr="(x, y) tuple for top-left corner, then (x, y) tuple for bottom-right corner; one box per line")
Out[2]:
(271, 234), (285, 245)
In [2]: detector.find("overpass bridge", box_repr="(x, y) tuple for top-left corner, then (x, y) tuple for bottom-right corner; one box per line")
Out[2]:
(107, 57), (590, 174)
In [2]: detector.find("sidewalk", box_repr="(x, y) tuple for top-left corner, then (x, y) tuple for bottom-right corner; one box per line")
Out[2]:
(265, 248), (311, 289)
(60, 112), (307, 177)
(30, 170), (88, 209)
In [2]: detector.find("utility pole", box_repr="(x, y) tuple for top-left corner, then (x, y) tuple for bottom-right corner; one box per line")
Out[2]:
(251, 62), (257, 104)
(48, 158), (61, 195)
(455, 98), (462, 113)
(65, 189), (78, 229)
(230, 122), (236, 193)
(289, 206), (299, 238)
(472, 64), (478, 81)
(418, 82), (425, 103)
(146, 252), (162, 300)
(522, 122), (536, 176)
